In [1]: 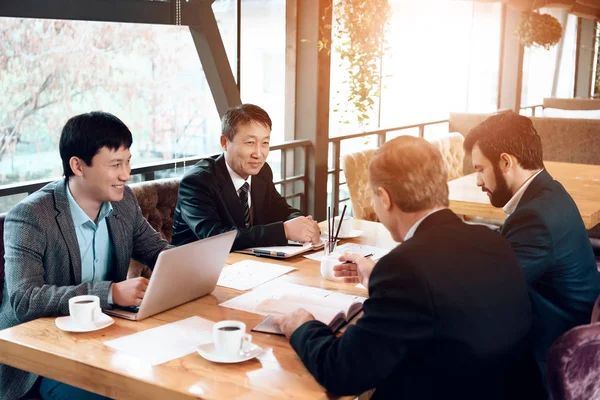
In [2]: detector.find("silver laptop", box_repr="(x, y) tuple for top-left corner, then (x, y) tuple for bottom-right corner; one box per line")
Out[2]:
(105, 230), (237, 321)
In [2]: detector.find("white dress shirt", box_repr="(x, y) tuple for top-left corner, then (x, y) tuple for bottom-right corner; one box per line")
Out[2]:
(225, 159), (252, 209)
(502, 169), (543, 216)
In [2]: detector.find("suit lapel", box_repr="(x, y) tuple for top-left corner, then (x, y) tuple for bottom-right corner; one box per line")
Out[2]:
(54, 179), (83, 284)
(216, 155), (246, 227)
(514, 169), (552, 210)
(106, 209), (129, 280)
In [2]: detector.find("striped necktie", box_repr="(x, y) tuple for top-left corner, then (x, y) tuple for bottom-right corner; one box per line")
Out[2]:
(239, 182), (251, 228)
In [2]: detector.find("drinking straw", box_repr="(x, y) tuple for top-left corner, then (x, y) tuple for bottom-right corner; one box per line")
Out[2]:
(332, 205), (347, 250)
(327, 206), (331, 247)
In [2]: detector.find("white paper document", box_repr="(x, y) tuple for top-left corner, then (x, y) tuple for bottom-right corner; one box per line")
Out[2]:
(217, 260), (296, 291)
(304, 243), (391, 262)
(104, 316), (214, 366)
(219, 281), (366, 318)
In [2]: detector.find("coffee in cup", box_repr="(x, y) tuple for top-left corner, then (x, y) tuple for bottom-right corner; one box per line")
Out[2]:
(213, 320), (252, 358)
(218, 326), (241, 332)
(69, 295), (101, 325)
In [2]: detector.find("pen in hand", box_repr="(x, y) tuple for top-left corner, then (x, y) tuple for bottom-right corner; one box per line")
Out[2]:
(342, 253), (373, 264)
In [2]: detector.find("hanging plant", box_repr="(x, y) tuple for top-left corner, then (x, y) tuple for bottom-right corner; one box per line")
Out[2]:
(332, 0), (391, 126)
(516, 11), (563, 50)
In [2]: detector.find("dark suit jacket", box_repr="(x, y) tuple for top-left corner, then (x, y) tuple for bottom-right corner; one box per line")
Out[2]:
(0, 179), (169, 400)
(500, 169), (600, 363)
(172, 154), (302, 250)
(291, 210), (544, 400)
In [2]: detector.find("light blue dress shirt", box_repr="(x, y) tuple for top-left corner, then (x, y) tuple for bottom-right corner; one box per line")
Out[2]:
(66, 186), (115, 304)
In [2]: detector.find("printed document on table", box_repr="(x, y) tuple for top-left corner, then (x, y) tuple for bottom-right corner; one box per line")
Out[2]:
(304, 243), (391, 262)
(220, 281), (366, 317)
(104, 316), (214, 366)
(217, 260), (296, 291)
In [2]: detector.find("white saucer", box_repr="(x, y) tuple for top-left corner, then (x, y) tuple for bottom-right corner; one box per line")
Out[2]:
(55, 313), (114, 333)
(323, 229), (363, 239)
(197, 342), (264, 364)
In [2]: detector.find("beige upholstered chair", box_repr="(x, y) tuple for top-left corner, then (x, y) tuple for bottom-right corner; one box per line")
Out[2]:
(342, 149), (379, 222)
(127, 178), (181, 278)
(426, 131), (465, 181)
(342, 133), (465, 222)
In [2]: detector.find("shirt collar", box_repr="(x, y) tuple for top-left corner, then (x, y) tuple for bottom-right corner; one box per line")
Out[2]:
(502, 169), (543, 216)
(224, 158), (252, 192)
(404, 208), (445, 241)
(66, 184), (113, 227)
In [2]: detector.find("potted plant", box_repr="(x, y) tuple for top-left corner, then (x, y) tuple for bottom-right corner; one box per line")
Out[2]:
(320, 0), (391, 126)
(516, 11), (563, 50)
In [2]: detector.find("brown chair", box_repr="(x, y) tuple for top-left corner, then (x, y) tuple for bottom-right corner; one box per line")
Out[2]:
(127, 178), (180, 278)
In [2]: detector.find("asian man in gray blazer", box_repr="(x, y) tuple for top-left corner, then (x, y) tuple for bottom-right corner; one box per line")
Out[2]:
(0, 112), (169, 400)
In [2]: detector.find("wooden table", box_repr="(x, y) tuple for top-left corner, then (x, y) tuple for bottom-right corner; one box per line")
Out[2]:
(448, 161), (600, 229)
(0, 220), (398, 400)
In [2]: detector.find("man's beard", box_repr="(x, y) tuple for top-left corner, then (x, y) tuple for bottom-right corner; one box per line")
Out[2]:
(485, 165), (513, 208)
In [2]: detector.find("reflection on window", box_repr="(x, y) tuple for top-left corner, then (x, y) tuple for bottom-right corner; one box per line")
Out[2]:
(555, 14), (578, 98)
(329, 1), (501, 137)
(0, 17), (222, 191)
(521, 8), (573, 106)
(594, 22), (600, 97)
(213, 0), (238, 82)
(240, 0), (286, 145)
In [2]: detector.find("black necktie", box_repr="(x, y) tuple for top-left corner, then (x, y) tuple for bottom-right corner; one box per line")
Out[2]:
(239, 182), (251, 228)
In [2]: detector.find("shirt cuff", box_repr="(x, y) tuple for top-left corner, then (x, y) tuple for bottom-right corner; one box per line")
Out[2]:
(108, 283), (114, 305)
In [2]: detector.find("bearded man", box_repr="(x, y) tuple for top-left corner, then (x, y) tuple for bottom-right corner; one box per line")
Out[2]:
(464, 111), (600, 385)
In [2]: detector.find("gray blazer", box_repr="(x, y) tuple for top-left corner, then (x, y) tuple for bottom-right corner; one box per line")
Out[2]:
(0, 179), (169, 400)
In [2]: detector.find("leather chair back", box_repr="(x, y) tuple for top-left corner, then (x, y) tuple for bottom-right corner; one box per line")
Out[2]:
(127, 178), (180, 278)
(547, 321), (600, 400)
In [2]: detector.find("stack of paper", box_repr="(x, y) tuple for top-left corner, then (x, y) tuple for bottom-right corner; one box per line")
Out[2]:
(219, 281), (365, 317)
(217, 260), (296, 290)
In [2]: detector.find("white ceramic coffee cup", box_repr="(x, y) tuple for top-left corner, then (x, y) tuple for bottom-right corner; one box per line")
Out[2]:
(213, 320), (252, 358)
(333, 216), (354, 237)
(69, 295), (101, 325)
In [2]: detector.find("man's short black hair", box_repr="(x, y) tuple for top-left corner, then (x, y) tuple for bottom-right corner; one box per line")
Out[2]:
(463, 111), (544, 170)
(59, 111), (133, 179)
(221, 104), (272, 141)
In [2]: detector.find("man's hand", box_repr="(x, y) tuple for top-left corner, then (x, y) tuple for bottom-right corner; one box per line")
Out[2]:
(284, 216), (321, 244)
(333, 253), (376, 287)
(273, 309), (316, 338)
(112, 277), (149, 306)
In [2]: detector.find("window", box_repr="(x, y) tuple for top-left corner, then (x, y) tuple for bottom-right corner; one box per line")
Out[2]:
(521, 8), (575, 106)
(329, 0), (501, 138)
(213, 0), (238, 82)
(0, 17), (223, 211)
(594, 21), (600, 97)
(240, 0), (287, 144)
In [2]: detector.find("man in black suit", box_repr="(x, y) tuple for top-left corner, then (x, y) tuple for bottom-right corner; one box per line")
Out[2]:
(464, 111), (600, 382)
(274, 136), (544, 400)
(172, 104), (320, 250)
